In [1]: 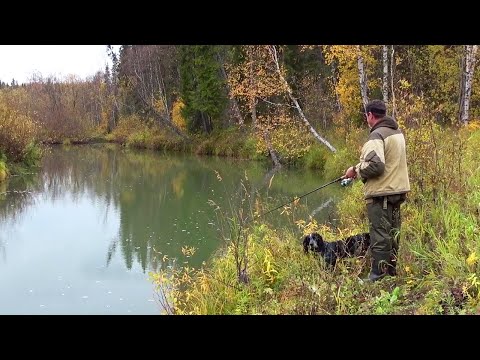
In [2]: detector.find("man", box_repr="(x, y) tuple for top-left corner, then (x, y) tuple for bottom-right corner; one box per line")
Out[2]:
(343, 99), (410, 282)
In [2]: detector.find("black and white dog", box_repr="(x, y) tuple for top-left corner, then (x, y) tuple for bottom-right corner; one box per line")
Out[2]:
(303, 232), (370, 267)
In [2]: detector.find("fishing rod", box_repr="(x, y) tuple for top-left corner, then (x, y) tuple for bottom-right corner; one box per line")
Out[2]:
(258, 176), (347, 218)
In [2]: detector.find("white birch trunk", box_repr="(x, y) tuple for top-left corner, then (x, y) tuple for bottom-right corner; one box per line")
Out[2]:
(382, 45), (389, 103)
(131, 47), (187, 139)
(357, 45), (369, 111)
(390, 45), (396, 118)
(461, 45), (478, 124)
(268, 46), (337, 153)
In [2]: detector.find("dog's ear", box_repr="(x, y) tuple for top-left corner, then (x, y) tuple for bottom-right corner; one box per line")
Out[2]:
(303, 235), (310, 253)
(313, 233), (326, 253)
(319, 240), (326, 253)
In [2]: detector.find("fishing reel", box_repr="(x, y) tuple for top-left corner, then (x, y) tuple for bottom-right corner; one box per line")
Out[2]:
(340, 178), (353, 187)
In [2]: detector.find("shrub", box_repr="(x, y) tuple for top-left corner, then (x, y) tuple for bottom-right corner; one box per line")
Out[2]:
(0, 104), (39, 162)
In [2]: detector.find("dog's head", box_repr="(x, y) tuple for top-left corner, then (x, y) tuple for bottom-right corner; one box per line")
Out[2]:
(303, 232), (326, 254)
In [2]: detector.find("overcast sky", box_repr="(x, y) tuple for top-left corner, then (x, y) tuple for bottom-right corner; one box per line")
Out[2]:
(0, 45), (120, 84)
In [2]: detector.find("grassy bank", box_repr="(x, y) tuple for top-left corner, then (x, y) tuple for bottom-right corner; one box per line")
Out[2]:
(150, 123), (480, 315)
(104, 114), (348, 168)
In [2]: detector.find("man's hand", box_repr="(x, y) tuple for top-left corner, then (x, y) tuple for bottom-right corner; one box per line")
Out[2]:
(344, 166), (357, 179)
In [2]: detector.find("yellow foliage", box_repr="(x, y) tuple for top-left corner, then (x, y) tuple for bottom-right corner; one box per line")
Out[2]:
(467, 252), (478, 267)
(323, 45), (379, 117)
(152, 98), (166, 114)
(254, 110), (311, 163)
(262, 249), (278, 283)
(172, 99), (187, 131)
(296, 217), (319, 235)
(467, 120), (480, 131)
(110, 114), (147, 143)
(0, 101), (39, 162)
(226, 46), (288, 107)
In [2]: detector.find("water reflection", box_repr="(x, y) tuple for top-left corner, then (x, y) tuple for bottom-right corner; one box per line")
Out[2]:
(0, 144), (342, 314)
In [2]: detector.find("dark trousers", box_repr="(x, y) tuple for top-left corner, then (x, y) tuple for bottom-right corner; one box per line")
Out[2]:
(366, 194), (406, 276)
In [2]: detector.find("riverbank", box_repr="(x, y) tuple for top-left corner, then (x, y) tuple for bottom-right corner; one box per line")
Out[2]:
(150, 124), (480, 315)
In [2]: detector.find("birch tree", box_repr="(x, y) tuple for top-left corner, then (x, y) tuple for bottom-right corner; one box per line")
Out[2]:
(382, 45), (389, 103)
(323, 45), (365, 118)
(106, 45), (119, 132)
(268, 45), (336, 153)
(459, 45), (478, 124)
(357, 45), (369, 111)
(127, 46), (187, 139)
(390, 45), (396, 117)
(227, 46), (286, 166)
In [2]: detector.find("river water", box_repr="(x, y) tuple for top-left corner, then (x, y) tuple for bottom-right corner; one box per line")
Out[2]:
(0, 144), (343, 314)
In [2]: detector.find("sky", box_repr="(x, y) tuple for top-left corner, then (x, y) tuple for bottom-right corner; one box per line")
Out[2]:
(0, 45), (120, 84)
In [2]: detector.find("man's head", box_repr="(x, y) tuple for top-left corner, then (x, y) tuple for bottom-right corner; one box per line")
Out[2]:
(365, 99), (386, 128)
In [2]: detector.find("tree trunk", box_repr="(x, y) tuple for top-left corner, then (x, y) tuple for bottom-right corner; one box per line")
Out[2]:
(231, 96), (244, 126)
(251, 97), (257, 127)
(127, 48), (188, 140)
(109, 99), (118, 133)
(460, 45), (478, 125)
(357, 45), (369, 111)
(200, 112), (213, 133)
(382, 45), (389, 103)
(144, 101), (189, 140)
(268, 45), (337, 153)
(331, 63), (342, 112)
(261, 127), (281, 167)
(249, 51), (257, 128)
(390, 45), (396, 118)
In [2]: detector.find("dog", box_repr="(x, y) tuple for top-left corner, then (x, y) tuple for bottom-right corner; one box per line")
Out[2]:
(303, 232), (370, 267)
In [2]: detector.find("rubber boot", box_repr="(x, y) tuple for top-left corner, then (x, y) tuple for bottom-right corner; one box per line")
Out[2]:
(363, 251), (390, 282)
